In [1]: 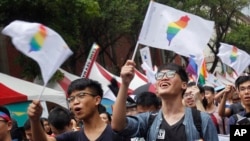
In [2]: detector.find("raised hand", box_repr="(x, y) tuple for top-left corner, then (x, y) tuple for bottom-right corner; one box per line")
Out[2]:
(27, 100), (43, 121)
(120, 60), (136, 86)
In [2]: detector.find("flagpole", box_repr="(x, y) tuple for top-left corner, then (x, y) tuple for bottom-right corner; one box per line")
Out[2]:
(38, 83), (47, 100)
(132, 0), (153, 61)
(195, 58), (204, 85)
(131, 42), (140, 61)
(195, 73), (200, 86)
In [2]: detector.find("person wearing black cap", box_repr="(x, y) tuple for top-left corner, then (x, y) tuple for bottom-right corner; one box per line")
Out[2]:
(126, 96), (137, 116)
(0, 106), (13, 141)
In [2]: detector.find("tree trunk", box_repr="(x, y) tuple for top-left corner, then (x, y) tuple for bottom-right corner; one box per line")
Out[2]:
(210, 55), (219, 73)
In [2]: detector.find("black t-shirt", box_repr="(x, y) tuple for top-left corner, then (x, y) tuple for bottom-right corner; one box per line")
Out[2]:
(229, 102), (244, 117)
(156, 115), (186, 141)
(55, 124), (113, 141)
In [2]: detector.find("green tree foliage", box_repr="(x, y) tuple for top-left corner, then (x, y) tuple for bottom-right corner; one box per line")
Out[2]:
(225, 24), (250, 53)
(199, 0), (250, 72)
(0, 0), (101, 81)
(1, 0), (151, 78)
(80, 0), (150, 74)
(225, 24), (250, 71)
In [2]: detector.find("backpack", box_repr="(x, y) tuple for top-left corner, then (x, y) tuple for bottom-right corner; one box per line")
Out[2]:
(147, 108), (203, 139)
(233, 113), (250, 125)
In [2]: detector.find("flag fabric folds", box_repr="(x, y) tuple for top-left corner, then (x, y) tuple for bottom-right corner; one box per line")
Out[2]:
(217, 43), (250, 76)
(140, 46), (153, 69)
(138, 1), (214, 57)
(2, 20), (73, 85)
(186, 55), (205, 85)
(206, 73), (224, 87)
(198, 59), (208, 85)
(186, 55), (198, 77)
(141, 61), (157, 84)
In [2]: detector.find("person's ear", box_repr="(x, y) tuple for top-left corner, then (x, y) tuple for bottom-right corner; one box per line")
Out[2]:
(182, 82), (187, 90)
(7, 121), (12, 130)
(95, 96), (102, 106)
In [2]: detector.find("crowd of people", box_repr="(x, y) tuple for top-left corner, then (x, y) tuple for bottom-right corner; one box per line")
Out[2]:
(0, 59), (249, 141)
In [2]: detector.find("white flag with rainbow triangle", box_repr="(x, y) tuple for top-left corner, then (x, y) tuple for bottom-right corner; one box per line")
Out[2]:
(217, 42), (250, 76)
(2, 20), (73, 85)
(138, 1), (214, 57)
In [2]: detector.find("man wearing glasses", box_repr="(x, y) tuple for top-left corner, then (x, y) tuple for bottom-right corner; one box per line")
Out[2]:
(27, 78), (114, 141)
(112, 60), (218, 141)
(183, 82), (206, 112)
(0, 106), (13, 141)
(228, 75), (250, 125)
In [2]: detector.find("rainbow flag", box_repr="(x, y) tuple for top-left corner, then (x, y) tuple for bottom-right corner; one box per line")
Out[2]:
(218, 43), (250, 76)
(2, 20), (73, 85)
(186, 55), (198, 77)
(138, 1), (214, 58)
(198, 59), (208, 85)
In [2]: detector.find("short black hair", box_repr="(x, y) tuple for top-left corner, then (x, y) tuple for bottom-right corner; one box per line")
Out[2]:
(67, 78), (103, 98)
(135, 92), (161, 108)
(203, 86), (215, 94)
(157, 63), (189, 82)
(187, 82), (205, 94)
(23, 119), (31, 131)
(235, 75), (250, 89)
(23, 118), (44, 131)
(11, 118), (24, 140)
(100, 111), (112, 122)
(48, 106), (71, 131)
(98, 104), (107, 114)
(40, 117), (49, 123)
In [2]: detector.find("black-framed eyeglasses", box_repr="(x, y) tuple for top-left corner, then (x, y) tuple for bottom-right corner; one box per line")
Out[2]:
(0, 119), (7, 123)
(183, 92), (195, 98)
(67, 92), (97, 103)
(155, 70), (176, 80)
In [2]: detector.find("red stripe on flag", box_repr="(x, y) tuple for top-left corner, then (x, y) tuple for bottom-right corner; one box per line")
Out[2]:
(0, 83), (27, 105)
(84, 51), (99, 78)
(58, 76), (72, 96)
(95, 62), (134, 94)
(82, 44), (100, 78)
(135, 69), (148, 83)
(95, 62), (113, 81)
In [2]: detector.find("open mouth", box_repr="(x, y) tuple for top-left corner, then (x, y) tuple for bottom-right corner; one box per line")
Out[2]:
(74, 107), (81, 113)
(244, 97), (250, 100)
(159, 81), (170, 88)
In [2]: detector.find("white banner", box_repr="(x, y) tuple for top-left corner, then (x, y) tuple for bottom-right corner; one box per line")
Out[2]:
(218, 43), (250, 75)
(140, 46), (153, 69)
(2, 20), (73, 85)
(138, 1), (214, 57)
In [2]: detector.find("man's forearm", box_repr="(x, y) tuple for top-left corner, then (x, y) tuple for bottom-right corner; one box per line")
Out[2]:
(111, 83), (129, 131)
(30, 120), (52, 141)
(218, 93), (227, 117)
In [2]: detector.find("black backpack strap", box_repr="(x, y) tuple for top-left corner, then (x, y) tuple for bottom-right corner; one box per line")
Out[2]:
(145, 112), (158, 139)
(191, 108), (203, 139)
(148, 112), (158, 127)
